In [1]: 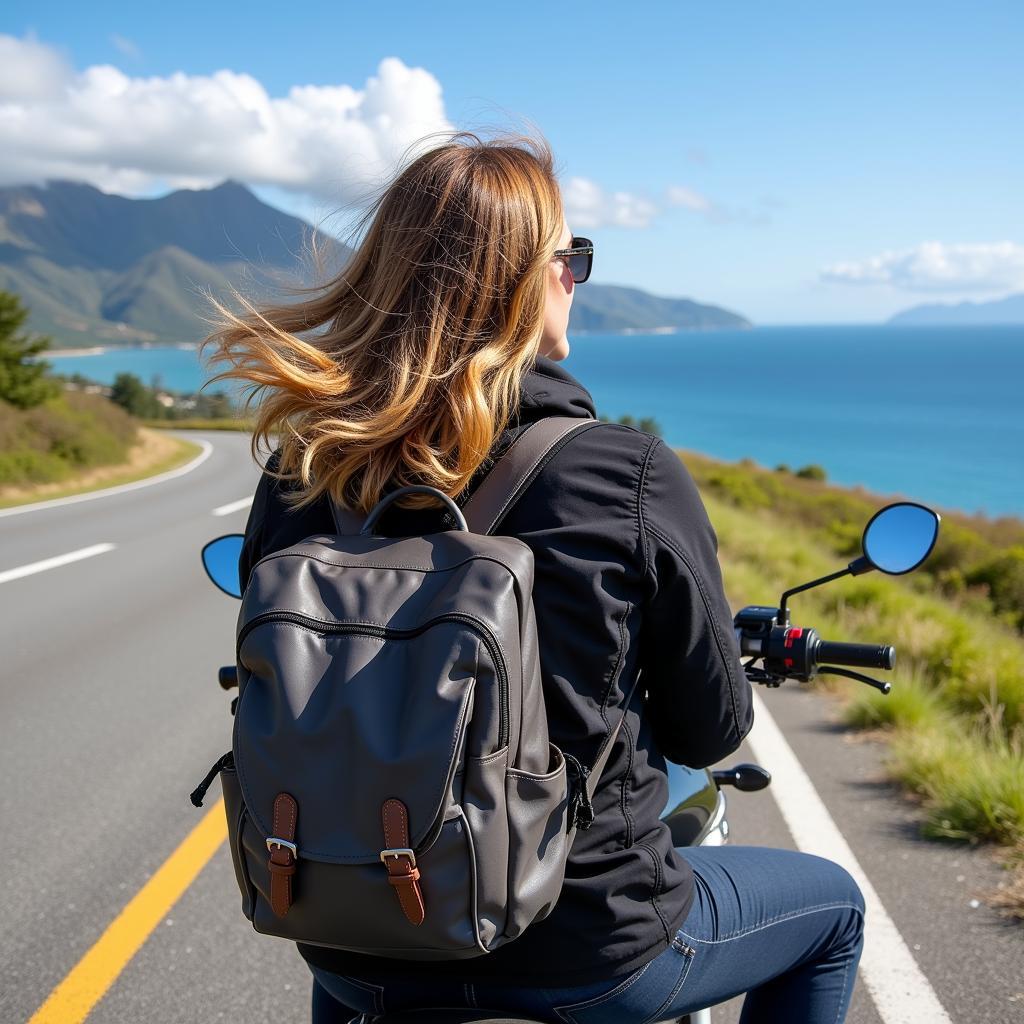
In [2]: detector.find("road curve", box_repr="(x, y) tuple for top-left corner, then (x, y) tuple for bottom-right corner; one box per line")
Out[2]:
(1, 430), (1020, 1024)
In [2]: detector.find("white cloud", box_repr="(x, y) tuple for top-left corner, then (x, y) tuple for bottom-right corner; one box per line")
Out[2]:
(666, 184), (713, 214)
(665, 183), (769, 226)
(0, 34), (72, 101)
(563, 176), (657, 229)
(821, 241), (1024, 293)
(0, 34), (454, 203)
(110, 34), (142, 61)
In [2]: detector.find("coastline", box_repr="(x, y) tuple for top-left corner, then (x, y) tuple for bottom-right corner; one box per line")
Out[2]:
(48, 345), (109, 358)
(48, 341), (200, 358)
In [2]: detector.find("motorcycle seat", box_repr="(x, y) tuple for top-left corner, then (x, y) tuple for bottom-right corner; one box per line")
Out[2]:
(351, 1013), (549, 1024)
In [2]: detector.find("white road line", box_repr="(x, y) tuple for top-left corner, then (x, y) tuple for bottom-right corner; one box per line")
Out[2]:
(746, 690), (953, 1024)
(212, 495), (253, 517)
(0, 543), (117, 585)
(0, 439), (213, 519)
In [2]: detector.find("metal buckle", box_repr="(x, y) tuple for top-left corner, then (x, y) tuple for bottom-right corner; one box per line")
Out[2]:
(379, 847), (416, 867)
(266, 837), (298, 858)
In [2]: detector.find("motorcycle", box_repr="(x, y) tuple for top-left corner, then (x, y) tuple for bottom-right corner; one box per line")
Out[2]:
(201, 500), (940, 1024)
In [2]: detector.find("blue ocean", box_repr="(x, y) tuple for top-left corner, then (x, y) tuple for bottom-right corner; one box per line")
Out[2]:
(47, 325), (1024, 519)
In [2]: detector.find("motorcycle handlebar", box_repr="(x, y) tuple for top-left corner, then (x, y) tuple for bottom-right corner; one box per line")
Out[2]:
(814, 639), (895, 671)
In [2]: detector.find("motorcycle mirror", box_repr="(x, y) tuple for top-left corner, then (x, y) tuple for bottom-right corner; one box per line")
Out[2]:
(201, 534), (245, 598)
(861, 502), (941, 576)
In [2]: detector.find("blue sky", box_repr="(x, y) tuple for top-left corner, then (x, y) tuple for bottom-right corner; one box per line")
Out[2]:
(2, 1), (1022, 323)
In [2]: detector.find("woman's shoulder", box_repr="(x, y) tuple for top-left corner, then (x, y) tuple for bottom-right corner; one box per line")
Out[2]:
(498, 418), (662, 543)
(245, 447), (336, 555)
(548, 418), (663, 489)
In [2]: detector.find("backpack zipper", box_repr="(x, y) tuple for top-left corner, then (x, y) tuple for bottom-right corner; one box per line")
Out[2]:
(237, 611), (510, 748)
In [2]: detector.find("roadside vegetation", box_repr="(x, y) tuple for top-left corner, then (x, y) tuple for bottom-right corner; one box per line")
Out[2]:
(681, 449), (1024, 914)
(0, 290), (199, 499)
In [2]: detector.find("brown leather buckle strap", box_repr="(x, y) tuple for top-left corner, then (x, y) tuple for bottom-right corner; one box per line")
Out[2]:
(267, 793), (298, 918)
(380, 798), (425, 925)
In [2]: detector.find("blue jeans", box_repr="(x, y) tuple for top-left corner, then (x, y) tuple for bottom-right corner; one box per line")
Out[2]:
(309, 846), (865, 1024)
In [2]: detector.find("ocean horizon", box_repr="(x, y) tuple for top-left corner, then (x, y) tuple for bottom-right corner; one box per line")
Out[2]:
(47, 324), (1024, 521)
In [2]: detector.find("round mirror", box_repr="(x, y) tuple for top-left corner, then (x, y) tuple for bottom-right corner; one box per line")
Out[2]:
(201, 534), (245, 598)
(862, 503), (940, 575)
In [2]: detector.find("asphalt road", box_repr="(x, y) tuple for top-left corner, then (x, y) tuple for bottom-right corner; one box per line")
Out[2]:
(1, 429), (1020, 1024)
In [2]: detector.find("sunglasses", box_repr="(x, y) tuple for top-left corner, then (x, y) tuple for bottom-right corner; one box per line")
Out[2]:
(552, 237), (594, 284)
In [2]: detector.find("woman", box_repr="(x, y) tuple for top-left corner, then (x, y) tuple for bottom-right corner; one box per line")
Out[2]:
(203, 130), (864, 1024)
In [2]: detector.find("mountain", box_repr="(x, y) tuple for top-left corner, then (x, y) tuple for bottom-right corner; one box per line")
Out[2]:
(568, 283), (749, 332)
(0, 179), (350, 347)
(0, 180), (749, 347)
(888, 293), (1024, 326)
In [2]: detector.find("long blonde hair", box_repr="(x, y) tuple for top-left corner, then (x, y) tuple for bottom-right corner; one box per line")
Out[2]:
(200, 129), (565, 515)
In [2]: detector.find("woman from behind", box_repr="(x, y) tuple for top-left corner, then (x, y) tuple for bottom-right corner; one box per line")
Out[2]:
(202, 128), (865, 1024)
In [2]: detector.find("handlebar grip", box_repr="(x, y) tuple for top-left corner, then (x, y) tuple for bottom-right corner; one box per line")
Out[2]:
(218, 665), (238, 690)
(815, 640), (895, 670)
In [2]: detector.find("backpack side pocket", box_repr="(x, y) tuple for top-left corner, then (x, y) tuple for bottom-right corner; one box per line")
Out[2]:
(220, 765), (256, 921)
(503, 742), (571, 942)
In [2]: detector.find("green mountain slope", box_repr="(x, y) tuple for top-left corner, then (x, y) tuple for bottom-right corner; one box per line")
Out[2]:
(569, 283), (749, 332)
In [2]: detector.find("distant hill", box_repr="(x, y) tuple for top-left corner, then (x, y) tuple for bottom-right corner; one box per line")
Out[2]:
(0, 180), (749, 347)
(569, 283), (749, 332)
(888, 292), (1024, 326)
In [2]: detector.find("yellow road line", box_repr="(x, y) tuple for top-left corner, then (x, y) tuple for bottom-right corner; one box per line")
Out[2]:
(28, 800), (227, 1024)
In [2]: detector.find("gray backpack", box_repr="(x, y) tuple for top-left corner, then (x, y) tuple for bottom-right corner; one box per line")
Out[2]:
(193, 416), (634, 959)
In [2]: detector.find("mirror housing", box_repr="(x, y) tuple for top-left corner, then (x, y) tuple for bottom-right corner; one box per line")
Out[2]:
(712, 763), (772, 791)
(861, 502), (941, 575)
(201, 534), (245, 598)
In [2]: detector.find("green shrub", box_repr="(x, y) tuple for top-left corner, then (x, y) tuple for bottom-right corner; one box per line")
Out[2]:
(0, 391), (138, 487)
(704, 467), (773, 509)
(795, 464), (827, 481)
(110, 373), (165, 419)
(966, 547), (1024, 632)
(0, 447), (70, 484)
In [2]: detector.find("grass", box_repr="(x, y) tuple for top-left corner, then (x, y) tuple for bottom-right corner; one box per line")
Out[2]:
(143, 417), (253, 431)
(679, 450), (1024, 914)
(0, 431), (202, 508)
(890, 718), (1024, 845)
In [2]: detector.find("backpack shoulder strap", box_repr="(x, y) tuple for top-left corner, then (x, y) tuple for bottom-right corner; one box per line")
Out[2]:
(461, 416), (600, 535)
(329, 415), (600, 536)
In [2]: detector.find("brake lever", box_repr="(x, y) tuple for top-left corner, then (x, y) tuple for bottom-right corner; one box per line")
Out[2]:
(816, 666), (891, 694)
(744, 663), (786, 687)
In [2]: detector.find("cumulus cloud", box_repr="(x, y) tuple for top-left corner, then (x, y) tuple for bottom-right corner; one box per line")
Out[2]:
(0, 33), (717, 236)
(0, 33), (454, 203)
(821, 241), (1024, 293)
(0, 34), (72, 101)
(562, 176), (658, 229)
(665, 183), (769, 225)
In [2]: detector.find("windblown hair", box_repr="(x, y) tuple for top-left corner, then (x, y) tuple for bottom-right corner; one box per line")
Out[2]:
(200, 129), (565, 516)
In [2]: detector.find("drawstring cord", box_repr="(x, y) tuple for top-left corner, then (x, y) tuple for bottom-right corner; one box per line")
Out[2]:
(563, 752), (594, 831)
(190, 751), (234, 807)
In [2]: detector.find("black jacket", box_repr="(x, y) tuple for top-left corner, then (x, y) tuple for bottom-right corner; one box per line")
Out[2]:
(238, 354), (753, 986)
